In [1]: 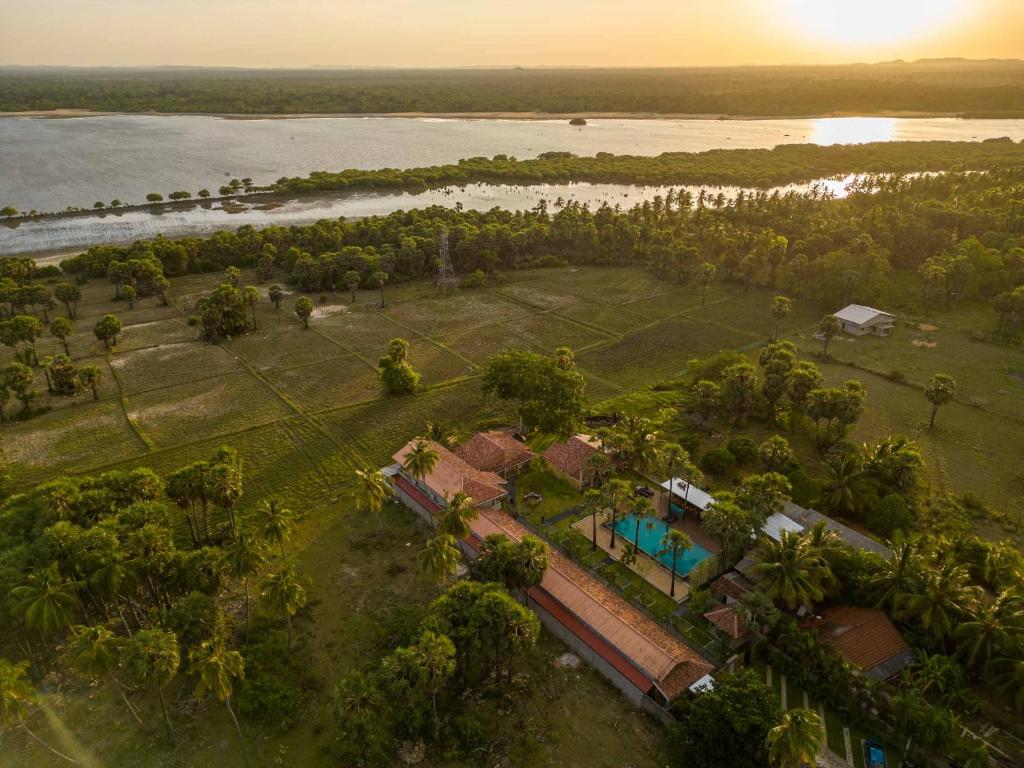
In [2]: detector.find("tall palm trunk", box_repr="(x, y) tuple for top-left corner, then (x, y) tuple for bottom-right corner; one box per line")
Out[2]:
(590, 510), (598, 550)
(669, 553), (678, 597)
(225, 699), (251, 768)
(111, 674), (144, 725)
(609, 508), (618, 549)
(156, 686), (175, 744)
(18, 716), (78, 763)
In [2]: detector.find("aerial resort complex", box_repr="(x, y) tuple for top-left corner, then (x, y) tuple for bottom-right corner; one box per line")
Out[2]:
(3, 4), (1024, 768)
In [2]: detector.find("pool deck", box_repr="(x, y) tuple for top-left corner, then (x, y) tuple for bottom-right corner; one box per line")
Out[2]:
(570, 492), (722, 602)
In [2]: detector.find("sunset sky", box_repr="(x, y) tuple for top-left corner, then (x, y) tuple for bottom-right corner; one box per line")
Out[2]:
(1, 0), (1022, 67)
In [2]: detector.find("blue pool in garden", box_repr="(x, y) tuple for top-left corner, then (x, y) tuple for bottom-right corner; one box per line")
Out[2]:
(610, 513), (713, 574)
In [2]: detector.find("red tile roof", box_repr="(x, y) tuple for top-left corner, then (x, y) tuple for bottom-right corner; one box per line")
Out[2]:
(805, 606), (910, 673)
(542, 434), (601, 482)
(712, 573), (754, 601)
(703, 605), (747, 640)
(393, 439), (507, 506)
(455, 430), (536, 474)
(470, 508), (713, 700)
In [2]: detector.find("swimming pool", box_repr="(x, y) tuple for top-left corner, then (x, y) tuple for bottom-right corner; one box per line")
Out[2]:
(610, 512), (713, 575)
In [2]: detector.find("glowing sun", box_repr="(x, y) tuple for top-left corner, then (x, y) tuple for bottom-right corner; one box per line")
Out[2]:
(779, 0), (968, 48)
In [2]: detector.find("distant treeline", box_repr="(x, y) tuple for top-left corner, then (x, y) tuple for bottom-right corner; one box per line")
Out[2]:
(59, 167), (1024, 326)
(270, 139), (1024, 193)
(4, 61), (1024, 116)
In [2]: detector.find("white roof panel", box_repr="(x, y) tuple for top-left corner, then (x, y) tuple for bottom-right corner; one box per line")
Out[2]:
(833, 304), (894, 325)
(762, 512), (804, 542)
(660, 478), (716, 511)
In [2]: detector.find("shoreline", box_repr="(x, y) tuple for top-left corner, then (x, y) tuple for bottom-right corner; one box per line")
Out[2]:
(0, 108), (992, 121)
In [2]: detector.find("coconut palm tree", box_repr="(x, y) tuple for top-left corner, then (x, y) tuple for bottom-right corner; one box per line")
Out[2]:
(954, 589), (1024, 674)
(189, 641), (250, 768)
(750, 531), (831, 611)
(418, 535), (461, 588)
(404, 438), (440, 525)
(867, 534), (923, 611)
(9, 566), (81, 640)
(924, 373), (956, 429)
(413, 630), (456, 741)
(863, 435), (924, 492)
(897, 559), (977, 642)
(65, 624), (142, 724)
(816, 455), (871, 518)
(353, 468), (393, 530)
(122, 629), (180, 744)
(250, 498), (295, 560)
(261, 561), (309, 651)
(994, 657), (1024, 712)
(660, 529), (693, 598)
(0, 658), (79, 763)
(661, 441), (697, 512)
(438, 492), (478, 540)
(767, 707), (823, 768)
(221, 533), (267, 623)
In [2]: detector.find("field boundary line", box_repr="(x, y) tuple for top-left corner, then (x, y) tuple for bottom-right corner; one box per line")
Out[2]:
(104, 353), (157, 451)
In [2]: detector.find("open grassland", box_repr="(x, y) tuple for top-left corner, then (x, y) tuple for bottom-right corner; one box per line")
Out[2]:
(3, 265), (1021, 518)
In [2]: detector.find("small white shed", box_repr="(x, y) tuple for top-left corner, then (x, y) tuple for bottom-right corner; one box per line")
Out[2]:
(833, 304), (896, 337)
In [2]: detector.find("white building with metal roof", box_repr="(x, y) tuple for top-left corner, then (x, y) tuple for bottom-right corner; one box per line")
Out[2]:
(833, 304), (896, 337)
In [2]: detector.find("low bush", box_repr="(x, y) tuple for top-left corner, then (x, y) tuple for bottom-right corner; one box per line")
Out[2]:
(700, 447), (734, 475)
(726, 436), (757, 465)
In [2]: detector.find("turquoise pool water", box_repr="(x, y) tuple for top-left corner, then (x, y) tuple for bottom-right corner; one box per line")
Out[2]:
(611, 512), (712, 575)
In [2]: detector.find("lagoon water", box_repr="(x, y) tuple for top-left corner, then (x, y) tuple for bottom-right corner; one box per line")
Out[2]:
(4, 114), (1024, 214)
(2, 115), (1024, 258)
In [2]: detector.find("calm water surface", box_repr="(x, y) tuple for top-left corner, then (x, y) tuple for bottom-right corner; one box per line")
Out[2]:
(2, 178), (855, 260)
(3, 115), (1024, 213)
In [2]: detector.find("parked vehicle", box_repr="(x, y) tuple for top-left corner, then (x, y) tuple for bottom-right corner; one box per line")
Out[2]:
(863, 739), (888, 768)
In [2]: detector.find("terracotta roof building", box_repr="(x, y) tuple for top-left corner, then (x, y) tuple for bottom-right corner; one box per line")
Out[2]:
(468, 508), (715, 707)
(454, 430), (535, 476)
(542, 434), (602, 487)
(704, 605), (747, 643)
(805, 606), (913, 681)
(392, 439), (508, 510)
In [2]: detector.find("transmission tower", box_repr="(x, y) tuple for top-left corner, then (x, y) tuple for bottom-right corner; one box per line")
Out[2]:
(436, 230), (459, 291)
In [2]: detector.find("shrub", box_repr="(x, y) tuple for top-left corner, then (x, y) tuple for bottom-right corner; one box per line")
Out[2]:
(726, 436), (757, 465)
(687, 587), (715, 615)
(524, 255), (568, 269)
(866, 494), (915, 538)
(237, 626), (317, 728)
(700, 447), (734, 475)
(465, 269), (486, 288)
(785, 467), (819, 507)
(887, 369), (907, 384)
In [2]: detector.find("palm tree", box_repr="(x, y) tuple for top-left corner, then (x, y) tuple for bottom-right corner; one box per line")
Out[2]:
(261, 561), (309, 651)
(924, 373), (956, 429)
(582, 488), (604, 550)
(404, 438), (439, 525)
(897, 559), (976, 642)
(660, 529), (693, 598)
(767, 707), (823, 768)
(9, 566), (81, 640)
(438, 492), (478, 540)
(251, 498), (295, 560)
(604, 479), (632, 550)
(413, 631), (456, 741)
(816, 455), (871, 518)
(863, 435), (923, 492)
(353, 468), (393, 530)
(417, 535), (461, 588)
(65, 624), (142, 725)
(189, 641), (250, 768)
(122, 629), (180, 744)
(954, 589), (1024, 674)
(661, 441), (697, 512)
(332, 673), (382, 766)
(0, 658), (79, 763)
(867, 534), (922, 611)
(750, 531), (831, 611)
(994, 657), (1024, 712)
(629, 497), (655, 552)
(221, 533), (267, 623)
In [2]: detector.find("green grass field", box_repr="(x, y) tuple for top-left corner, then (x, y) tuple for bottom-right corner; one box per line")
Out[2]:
(3, 263), (1022, 766)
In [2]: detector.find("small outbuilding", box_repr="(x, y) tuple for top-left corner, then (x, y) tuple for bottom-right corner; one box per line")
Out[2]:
(543, 434), (602, 488)
(804, 606), (913, 681)
(833, 304), (896, 337)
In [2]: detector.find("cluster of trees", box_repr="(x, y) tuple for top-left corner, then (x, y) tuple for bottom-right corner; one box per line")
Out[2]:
(56, 166), (1024, 331)
(333, 548), (544, 766)
(481, 346), (586, 435)
(732, 524), (1024, 765)
(196, 281), (260, 341)
(0, 449), (311, 761)
(5, 62), (1024, 116)
(378, 338), (420, 395)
